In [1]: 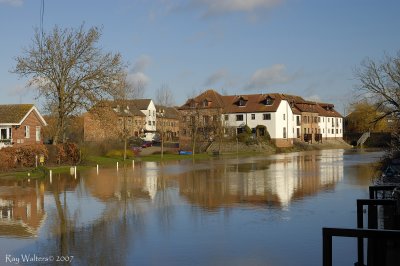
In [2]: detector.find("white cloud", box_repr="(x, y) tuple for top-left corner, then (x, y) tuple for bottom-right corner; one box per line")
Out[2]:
(0, 0), (23, 7)
(127, 72), (150, 88)
(132, 55), (152, 73)
(245, 64), (299, 90)
(190, 0), (283, 15)
(128, 55), (152, 88)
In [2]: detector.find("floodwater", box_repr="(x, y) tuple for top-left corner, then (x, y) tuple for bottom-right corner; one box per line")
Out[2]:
(0, 149), (383, 266)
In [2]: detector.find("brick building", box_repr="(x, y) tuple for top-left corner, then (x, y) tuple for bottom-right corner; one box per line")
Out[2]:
(0, 104), (47, 149)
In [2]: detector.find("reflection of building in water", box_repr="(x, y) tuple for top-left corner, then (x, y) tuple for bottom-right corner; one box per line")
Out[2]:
(85, 162), (162, 202)
(178, 150), (344, 209)
(0, 180), (46, 238)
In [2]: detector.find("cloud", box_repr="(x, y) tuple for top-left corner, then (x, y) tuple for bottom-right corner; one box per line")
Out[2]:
(189, 0), (283, 15)
(127, 72), (150, 87)
(245, 64), (300, 90)
(204, 69), (228, 86)
(127, 55), (152, 88)
(304, 95), (321, 102)
(0, 0), (23, 7)
(132, 55), (152, 73)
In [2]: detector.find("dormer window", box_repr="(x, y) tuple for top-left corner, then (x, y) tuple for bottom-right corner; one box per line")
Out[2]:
(203, 99), (209, 107)
(262, 96), (274, 105)
(236, 96), (248, 107)
(265, 97), (273, 105)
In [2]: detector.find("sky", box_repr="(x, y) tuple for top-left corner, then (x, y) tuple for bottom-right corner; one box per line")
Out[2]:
(1, 0), (400, 114)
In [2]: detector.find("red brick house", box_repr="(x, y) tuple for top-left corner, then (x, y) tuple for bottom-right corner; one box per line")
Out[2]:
(0, 104), (47, 149)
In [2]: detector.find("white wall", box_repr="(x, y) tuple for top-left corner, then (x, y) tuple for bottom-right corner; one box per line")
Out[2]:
(224, 100), (297, 139)
(141, 100), (157, 141)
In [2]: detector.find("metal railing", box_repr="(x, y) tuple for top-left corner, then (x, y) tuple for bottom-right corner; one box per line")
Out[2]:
(322, 228), (400, 266)
(322, 185), (400, 266)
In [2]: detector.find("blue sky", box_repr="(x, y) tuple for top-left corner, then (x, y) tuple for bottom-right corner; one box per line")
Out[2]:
(1, 0), (400, 114)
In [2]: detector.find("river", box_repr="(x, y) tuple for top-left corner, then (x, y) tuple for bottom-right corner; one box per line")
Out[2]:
(0, 149), (383, 265)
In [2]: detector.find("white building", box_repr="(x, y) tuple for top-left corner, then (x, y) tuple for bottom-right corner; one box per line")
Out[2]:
(179, 90), (343, 147)
(127, 99), (157, 141)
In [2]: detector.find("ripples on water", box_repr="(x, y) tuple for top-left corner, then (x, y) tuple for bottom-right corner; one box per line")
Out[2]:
(0, 149), (384, 265)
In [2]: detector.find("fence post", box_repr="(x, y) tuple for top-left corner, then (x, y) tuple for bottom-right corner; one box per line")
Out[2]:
(322, 228), (332, 266)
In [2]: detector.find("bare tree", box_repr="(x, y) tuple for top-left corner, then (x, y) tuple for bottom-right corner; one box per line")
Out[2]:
(13, 24), (124, 144)
(113, 73), (145, 160)
(355, 51), (400, 159)
(355, 52), (400, 121)
(156, 84), (174, 159)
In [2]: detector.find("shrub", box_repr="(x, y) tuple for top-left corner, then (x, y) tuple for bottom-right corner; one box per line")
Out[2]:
(14, 144), (48, 167)
(54, 142), (80, 165)
(0, 147), (16, 171)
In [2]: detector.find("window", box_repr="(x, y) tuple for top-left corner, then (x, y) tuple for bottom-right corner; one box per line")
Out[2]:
(148, 110), (151, 116)
(283, 114), (286, 120)
(296, 116), (301, 126)
(251, 114), (255, 120)
(36, 126), (40, 142)
(238, 99), (245, 106)
(283, 127), (286, 138)
(25, 126), (30, 138)
(203, 99), (208, 107)
(236, 114), (244, 121)
(265, 97), (273, 105)
(263, 113), (271, 120)
(0, 128), (7, 140)
(318, 117), (320, 123)
(224, 115), (229, 121)
(336, 129), (338, 134)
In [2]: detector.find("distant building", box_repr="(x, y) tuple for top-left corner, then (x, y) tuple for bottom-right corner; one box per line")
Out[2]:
(155, 105), (180, 141)
(178, 90), (343, 148)
(84, 99), (180, 143)
(0, 104), (47, 149)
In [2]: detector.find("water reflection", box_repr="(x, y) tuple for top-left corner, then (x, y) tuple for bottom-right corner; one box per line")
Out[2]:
(0, 149), (383, 265)
(178, 150), (344, 209)
(0, 180), (45, 238)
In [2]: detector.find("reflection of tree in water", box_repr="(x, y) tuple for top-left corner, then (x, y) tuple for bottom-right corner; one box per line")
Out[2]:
(154, 165), (175, 230)
(36, 171), (146, 265)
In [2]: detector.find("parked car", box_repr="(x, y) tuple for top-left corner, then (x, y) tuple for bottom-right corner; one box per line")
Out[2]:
(141, 141), (152, 148)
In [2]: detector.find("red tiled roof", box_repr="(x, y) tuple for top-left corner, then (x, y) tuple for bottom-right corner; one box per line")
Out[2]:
(221, 93), (283, 113)
(179, 89), (225, 109)
(178, 89), (343, 117)
(0, 104), (34, 124)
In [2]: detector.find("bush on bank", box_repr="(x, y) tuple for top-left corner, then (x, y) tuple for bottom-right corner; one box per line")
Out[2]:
(0, 144), (48, 171)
